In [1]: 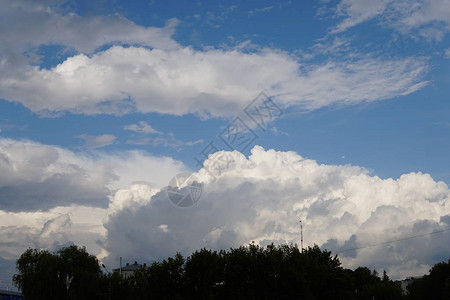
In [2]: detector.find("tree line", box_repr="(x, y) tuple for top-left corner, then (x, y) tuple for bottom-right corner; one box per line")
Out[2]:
(12, 244), (449, 299)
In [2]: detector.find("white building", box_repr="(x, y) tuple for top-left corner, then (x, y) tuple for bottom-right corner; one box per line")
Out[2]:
(113, 261), (147, 278)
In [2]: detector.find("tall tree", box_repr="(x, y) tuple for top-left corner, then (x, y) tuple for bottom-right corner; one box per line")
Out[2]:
(58, 245), (102, 300)
(13, 248), (67, 300)
(13, 245), (103, 300)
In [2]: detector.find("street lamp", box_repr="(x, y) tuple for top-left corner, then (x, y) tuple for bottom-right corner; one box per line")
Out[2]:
(102, 264), (112, 300)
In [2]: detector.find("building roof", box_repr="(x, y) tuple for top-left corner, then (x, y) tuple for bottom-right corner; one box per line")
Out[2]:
(113, 261), (147, 272)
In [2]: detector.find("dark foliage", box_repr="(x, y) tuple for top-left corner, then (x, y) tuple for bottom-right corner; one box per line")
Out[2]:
(13, 245), (102, 300)
(407, 259), (450, 300)
(13, 243), (411, 299)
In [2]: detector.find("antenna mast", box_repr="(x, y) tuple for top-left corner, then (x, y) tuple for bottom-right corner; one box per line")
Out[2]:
(299, 220), (303, 252)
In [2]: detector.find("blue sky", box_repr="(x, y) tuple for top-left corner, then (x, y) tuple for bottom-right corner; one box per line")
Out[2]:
(0, 0), (450, 288)
(1, 0), (449, 183)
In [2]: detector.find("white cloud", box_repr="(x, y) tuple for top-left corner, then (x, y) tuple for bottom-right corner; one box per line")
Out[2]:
(135, 136), (203, 150)
(0, 138), (112, 211)
(123, 120), (203, 150)
(126, 134), (203, 150)
(1, 141), (448, 280)
(0, 138), (186, 211)
(332, 0), (450, 40)
(0, 136), (187, 283)
(39, 214), (71, 239)
(124, 121), (162, 134)
(0, 1), (430, 118)
(0, 205), (107, 257)
(0, 203), (110, 289)
(107, 183), (159, 214)
(0, 45), (429, 117)
(333, 0), (391, 33)
(395, 0), (450, 32)
(0, 0), (179, 53)
(77, 134), (116, 148)
(98, 150), (187, 190)
(0, 0), (446, 283)
(280, 56), (429, 109)
(103, 146), (450, 279)
(184, 139), (203, 146)
(306, 37), (351, 58)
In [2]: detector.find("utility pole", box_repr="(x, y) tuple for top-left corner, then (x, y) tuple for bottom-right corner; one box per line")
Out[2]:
(299, 220), (303, 252)
(120, 257), (122, 276)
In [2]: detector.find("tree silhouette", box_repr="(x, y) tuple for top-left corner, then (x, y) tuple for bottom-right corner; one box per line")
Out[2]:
(13, 245), (102, 300)
(13, 243), (416, 299)
(407, 259), (450, 299)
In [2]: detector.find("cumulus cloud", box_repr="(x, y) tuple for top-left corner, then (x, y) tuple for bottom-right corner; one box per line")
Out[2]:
(0, 204), (109, 289)
(97, 150), (187, 190)
(0, 205), (108, 265)
(1, 142), (448, 280)
(103, 146), (449, 279)
(0, 136), (187, 283)
(39, 214), (71, 239)
(107, 183), (159, 214)
(0, 45), (429, 117)
(0, 138), (186, 211)
(332, 0), (450, 40)
(0, 139), (112, 211)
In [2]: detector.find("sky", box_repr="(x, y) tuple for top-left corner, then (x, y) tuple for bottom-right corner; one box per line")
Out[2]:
(0, 0), (449, 288)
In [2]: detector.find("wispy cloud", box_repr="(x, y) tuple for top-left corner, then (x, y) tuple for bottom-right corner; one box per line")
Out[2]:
(203, 5), (238, 28)
(445, 48), (450, 58)
(0, 1), (430, 118)
(126, 136), (203, 151)
(0, 119), (26, 133)
(0, 45), (429, 118)
(270, 126), (289, 136)
(124, 121), (202, 150)
(124, 121), (162, 134)
(77, 134), (116, 149)
(330, 0), (450, 41)
(249, 5), (274, 16)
